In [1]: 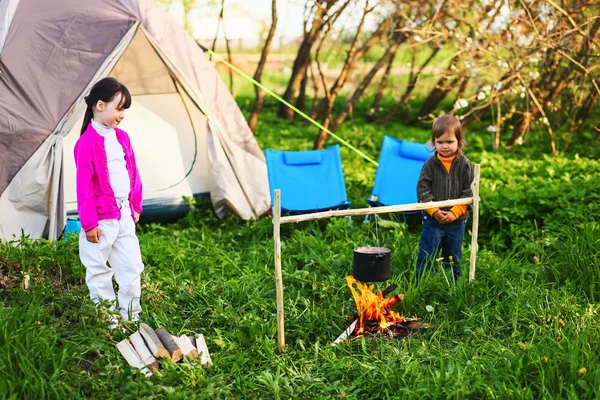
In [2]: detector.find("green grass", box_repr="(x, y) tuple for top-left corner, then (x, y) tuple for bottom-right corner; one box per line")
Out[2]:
(1, 99), (600, 398)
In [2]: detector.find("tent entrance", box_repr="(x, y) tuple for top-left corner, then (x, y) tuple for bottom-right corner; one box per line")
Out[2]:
(62, 28), (211, 222)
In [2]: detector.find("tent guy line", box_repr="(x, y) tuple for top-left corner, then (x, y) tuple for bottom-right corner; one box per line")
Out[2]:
(205, 48), (379, 167)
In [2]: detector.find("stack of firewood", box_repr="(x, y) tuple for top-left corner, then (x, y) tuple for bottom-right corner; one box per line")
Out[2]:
(116, 323), (212, 376)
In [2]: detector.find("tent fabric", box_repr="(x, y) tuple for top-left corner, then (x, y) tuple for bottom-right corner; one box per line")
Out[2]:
(265, 145), (351, 214)
(0, 0), (20, 53)
(367, 136), (433, 209)
(0, 0), (270, 241)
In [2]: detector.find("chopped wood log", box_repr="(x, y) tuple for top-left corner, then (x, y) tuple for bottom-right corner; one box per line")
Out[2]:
(332, 319), (358, 346)
(116, 339), (152, 377)
(156, 328), (182, 362)
(139, 323), (170, 360)
(195, 334), (212, 367)
(129, 331), (159, 373)
(178, 335), (199, 360)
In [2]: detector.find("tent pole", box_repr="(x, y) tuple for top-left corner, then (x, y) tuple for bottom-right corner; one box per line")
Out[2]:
(469, 164), (481, 281)
(273, 189), (285, 352)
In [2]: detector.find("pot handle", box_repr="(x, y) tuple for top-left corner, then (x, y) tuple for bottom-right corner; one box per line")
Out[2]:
(374, 253), (386, 259)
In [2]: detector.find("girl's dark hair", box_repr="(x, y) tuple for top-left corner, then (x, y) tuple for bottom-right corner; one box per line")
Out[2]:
(80, 77), (131, 135)
(431, 114), (466, 155)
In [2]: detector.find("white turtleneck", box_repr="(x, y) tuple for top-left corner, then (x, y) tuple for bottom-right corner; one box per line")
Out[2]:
(91, 119), (130, 199)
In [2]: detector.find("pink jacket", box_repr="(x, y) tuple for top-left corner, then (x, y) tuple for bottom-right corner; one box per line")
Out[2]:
(74, 124), (143, 232)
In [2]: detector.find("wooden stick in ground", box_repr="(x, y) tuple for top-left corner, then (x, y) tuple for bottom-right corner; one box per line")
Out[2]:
(273, 189), (285, 353)
(139, 323), (170, 360)
(469, 164), (481, 282)
(196, 334), (213, 366)
(178, 335), (199, 360)
(129, 331), (159, 373)
(280, 198), (475, 224)
(116, 339), (152, 376)
(155, 328), (183, 362)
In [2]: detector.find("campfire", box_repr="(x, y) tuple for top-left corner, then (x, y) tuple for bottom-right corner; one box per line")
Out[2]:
(332, 276), (428, 345)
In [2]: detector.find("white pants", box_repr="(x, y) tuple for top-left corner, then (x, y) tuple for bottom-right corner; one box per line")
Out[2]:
(79, 199), (144, 320)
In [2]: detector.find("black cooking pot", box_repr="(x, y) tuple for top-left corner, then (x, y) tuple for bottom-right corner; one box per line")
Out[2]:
(353, 246), (391, 282)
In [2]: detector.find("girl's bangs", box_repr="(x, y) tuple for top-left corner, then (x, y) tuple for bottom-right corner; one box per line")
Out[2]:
(117, 86), (132, 109)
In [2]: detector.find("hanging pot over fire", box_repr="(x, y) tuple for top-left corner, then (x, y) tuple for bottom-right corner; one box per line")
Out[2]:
(353, 246), (391, 282)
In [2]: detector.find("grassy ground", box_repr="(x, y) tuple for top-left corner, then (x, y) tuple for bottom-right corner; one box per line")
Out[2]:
(1, 98), (599, 398)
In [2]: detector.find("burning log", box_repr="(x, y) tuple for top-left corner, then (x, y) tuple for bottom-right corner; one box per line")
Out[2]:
(333, 283), (399, 346)
(332, 276), (430, 345)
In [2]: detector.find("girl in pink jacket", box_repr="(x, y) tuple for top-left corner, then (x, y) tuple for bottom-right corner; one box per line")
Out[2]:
(74, 77), (144, 329)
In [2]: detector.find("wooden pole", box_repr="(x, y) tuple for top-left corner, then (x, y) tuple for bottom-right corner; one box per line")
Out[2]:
(469, 164), (481, 281)
(273, 189), (285, 352)
(280, 197), (474, 224)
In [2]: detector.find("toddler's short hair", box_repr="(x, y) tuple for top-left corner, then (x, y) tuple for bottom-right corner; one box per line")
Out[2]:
(431, 115), (465, 154)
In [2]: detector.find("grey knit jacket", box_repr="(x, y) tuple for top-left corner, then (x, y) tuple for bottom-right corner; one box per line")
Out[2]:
(416, 153), (474, 219)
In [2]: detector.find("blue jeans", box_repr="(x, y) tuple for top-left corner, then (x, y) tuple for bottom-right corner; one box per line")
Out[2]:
(415, 213), (466, 285)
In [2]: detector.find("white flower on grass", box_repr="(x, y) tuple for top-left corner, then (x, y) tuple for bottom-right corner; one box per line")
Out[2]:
(451, 64), (457, 70)
(426, 305), (434, 313)
(542, 117), (549, 124)
(529, 57), (539, 64)
(454, 98), (469, 110)
(520, 92), (526, 98)
(487, 125), (498, 132)
(497, 60), (503, 67)
(495, 81), (503, 90)
(477, 92), (486, 100)
(414, 35), (423, 42)
(446, 20), (457, 30)
(483, 85), (492, 94)
(517, 136), (524, 144)
(465, 62), (472, 69)
(503, 62), (509, 68)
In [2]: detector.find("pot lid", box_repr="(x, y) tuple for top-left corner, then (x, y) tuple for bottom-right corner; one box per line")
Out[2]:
(354, 246), (391, 254)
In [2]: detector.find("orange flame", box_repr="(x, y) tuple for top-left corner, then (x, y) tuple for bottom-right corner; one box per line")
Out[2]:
(346, 275), (405, 335)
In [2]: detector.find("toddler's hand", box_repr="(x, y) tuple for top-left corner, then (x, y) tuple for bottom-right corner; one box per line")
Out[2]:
(86, 227), (100, 243)
(133, 211), (140, 223)
(443, 211), (457, 223)
(433, 210), (447, 224)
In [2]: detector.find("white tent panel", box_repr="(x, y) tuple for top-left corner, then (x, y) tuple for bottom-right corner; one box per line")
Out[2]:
(62, 93), (209, 214)
(0, 0), (21, 53)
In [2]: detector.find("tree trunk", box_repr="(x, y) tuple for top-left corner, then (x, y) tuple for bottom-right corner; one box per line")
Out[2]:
(248, 0), (278, 133)
(278, 0), (337, 120)
(508, 17), (600, 147)
(378, 46), (440, 124)
(310, 11), (395, 122)
(366, 46), (397, 122)
(295, 63), (310, 112)
(418, 54), (460, 118)
(313, 36), (403, 149)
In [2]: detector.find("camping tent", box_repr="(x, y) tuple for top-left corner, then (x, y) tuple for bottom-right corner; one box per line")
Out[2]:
(0, 0), (271, 241)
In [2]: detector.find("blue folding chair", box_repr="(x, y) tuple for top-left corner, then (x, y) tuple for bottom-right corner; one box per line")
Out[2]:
(63, 218), (81, 241)
(367, 136), (433, 211)
(265, 145), (351, 214)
